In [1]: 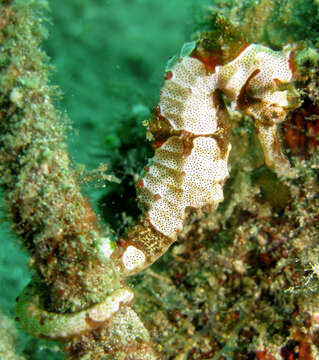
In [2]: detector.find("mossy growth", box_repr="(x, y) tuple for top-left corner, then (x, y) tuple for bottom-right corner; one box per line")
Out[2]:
(202, 0), (319, 48)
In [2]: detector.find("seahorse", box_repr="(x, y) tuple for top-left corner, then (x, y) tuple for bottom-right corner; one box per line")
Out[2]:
(110, 42), (297, 278)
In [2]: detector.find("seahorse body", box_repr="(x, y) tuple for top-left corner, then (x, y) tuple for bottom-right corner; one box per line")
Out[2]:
(110, 43), (296, 277)
(138, 56), (230, 239)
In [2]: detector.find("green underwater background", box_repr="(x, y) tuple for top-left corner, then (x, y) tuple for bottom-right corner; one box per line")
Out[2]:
(1, 0), (319, 359)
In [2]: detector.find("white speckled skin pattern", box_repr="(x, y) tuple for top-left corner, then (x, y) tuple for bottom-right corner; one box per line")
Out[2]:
(139, 135), (230, 238)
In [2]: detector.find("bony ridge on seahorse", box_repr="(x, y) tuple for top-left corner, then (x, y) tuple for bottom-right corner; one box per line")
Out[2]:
(109, 41), (298, 278)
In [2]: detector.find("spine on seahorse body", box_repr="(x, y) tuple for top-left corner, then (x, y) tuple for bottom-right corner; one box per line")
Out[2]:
(110, 42), (296, 278)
